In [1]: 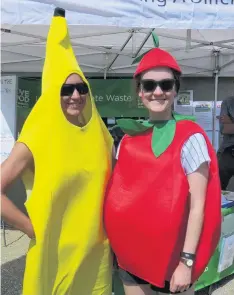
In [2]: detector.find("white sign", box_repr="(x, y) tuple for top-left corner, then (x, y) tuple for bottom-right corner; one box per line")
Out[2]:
(193, 101), (213, 131)
(107, 118), (116, 125)
(218, 234), (234, 273)
(174, 90), (193, 116)
(206, 130), (220, 152)
(1, 76), (17, 163)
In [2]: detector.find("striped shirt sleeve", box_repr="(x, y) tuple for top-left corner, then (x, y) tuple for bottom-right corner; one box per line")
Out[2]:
(115, 139), (122, 160)
(181, 133), (211, 175)
(116, 133), (211, 175)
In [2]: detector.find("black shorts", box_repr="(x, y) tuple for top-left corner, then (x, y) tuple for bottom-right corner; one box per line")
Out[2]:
(118, 267), (192, 294)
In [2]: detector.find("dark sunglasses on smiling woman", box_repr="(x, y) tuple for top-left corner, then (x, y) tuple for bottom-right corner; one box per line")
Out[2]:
(61, 83), (89, 97)
(141, 79), (175, 93)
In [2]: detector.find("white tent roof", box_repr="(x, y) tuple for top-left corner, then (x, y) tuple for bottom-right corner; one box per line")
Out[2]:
(1, 0), (234, 77)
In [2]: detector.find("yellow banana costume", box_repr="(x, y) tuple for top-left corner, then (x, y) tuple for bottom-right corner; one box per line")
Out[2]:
(18, 7), (113, 295)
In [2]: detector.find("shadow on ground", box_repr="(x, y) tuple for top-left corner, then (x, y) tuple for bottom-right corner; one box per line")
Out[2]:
(1, 255), (26, 295)
(1, 255), (233, 295)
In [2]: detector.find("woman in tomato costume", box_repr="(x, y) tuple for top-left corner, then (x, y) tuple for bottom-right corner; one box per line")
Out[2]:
(104, 48), (221, 295)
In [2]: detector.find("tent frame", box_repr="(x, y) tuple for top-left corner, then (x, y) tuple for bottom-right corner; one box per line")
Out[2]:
(2, 27), (234, 75)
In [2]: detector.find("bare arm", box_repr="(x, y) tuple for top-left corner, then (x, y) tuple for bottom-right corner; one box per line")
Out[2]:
(221, 117), (234, 134)
(182, 162), (209, 254)
(1, 143), (35, 238)
(170, 162), (209, 292)
(219, 100), (234, 134)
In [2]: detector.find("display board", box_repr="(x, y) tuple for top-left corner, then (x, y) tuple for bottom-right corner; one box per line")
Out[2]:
(0, 75), (17, 163)
(174, 92), (222, 151)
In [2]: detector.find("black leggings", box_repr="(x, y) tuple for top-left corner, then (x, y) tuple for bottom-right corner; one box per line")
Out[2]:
(118, 267), (192, 294)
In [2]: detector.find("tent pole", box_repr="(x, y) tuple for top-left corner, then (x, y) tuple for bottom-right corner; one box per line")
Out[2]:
(212, 50), (220, 148)
(106, 31), (134, 72)
(186, 29), (191, 51)
(133, 29), (154, 58)
(220, 59), (234, 71)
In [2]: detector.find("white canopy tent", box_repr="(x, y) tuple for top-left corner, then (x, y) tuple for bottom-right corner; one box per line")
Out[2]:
(1, 25), (234, 77)
(1, 0), (234, 145)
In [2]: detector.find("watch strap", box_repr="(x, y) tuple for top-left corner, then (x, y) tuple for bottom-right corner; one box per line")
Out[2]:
(180, 252), (196, 260)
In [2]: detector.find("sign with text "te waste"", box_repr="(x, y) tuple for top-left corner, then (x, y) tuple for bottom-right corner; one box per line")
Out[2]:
(17, 78), (148, 117)
(90, 79), (147, 117)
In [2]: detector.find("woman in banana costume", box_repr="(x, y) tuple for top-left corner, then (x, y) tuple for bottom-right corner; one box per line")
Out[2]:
(1, 8), (113, 295)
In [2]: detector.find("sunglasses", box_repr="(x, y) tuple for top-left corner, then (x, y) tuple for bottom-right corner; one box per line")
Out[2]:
(140, 79), (175, 93)
(61, 83), (89, 96)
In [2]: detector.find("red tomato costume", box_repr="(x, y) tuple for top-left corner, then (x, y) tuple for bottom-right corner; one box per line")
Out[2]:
(104, 48), (221, 288)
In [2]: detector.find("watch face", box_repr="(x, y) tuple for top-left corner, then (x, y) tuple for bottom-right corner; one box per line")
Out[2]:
(187, 259), (193, 267)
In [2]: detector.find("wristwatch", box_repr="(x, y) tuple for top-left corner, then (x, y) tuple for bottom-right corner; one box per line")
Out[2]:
(180, 252), (196, 268)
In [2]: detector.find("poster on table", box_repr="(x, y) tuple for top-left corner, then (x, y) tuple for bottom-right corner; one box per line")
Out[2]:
(0, 76), (17, 163)
(174, 90), (193, 116)
(218, 233), (234, 273)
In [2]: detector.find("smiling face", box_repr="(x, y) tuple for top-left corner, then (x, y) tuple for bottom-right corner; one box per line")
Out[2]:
(138, 67), (177, 120)
(60, 73), (89, 120)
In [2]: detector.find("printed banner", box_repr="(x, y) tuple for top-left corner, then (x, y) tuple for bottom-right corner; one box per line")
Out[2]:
(17, 78), (41, 136)
(91, 79), (148, 117)
(2, 0), (234, 28)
